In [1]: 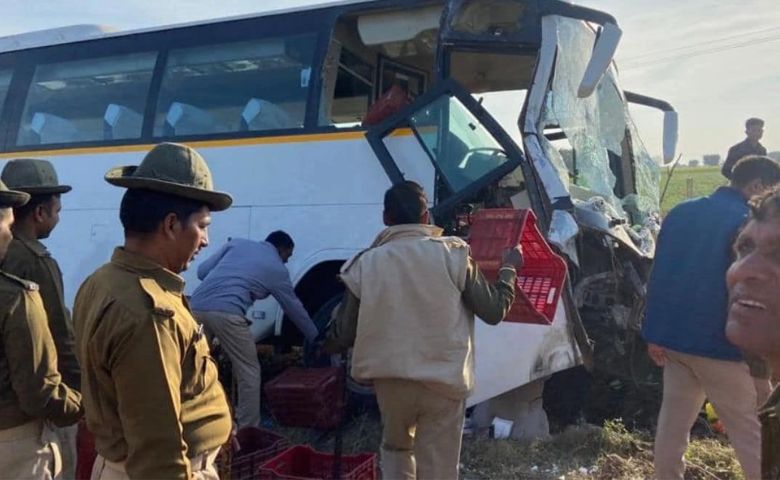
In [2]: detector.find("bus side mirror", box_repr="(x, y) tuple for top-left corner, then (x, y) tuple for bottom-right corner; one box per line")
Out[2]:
(663, 111), (679, 165)
(577, 23), (622, 98)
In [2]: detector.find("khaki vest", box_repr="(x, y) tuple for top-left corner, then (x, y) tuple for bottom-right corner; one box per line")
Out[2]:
(340, 224), (474, 399)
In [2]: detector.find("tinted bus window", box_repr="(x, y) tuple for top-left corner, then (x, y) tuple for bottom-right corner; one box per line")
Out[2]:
(0, 69), (12, 112)
(17, 52), (157, 146)
(154, 34), (317, 137)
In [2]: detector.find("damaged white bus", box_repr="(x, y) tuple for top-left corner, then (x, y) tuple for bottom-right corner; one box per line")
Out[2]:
(0, 0), (677, 430)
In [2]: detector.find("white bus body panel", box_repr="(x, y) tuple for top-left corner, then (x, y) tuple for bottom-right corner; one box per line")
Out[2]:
(0, 132), (579, 404)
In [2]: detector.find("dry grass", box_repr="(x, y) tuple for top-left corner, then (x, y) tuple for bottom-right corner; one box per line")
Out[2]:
(264, 415), (744, 480)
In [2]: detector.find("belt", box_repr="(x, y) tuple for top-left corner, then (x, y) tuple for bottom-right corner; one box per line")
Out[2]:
(0, 420), (41, 442)
(102, 447), (220, 473)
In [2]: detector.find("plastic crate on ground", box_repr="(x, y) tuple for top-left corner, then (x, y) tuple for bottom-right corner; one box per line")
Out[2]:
(468, 208), (567, 325)
(257, 445), (377, 480)
(263, 367), (344, 430)
(227, 427), (290, 480)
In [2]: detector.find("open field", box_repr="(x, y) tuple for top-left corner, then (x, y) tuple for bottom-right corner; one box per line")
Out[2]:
(661, 166), (726, 213)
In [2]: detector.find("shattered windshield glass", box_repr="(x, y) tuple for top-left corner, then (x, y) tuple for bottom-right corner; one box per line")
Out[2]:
(540, 17), (660, 224)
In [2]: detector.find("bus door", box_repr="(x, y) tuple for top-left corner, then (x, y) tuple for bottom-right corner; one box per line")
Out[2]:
(366, 78), (550, 232)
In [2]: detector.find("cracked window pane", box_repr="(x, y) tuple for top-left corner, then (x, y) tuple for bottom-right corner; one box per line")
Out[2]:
(626, 117), (661, 219)
(541, 17), (660, 224)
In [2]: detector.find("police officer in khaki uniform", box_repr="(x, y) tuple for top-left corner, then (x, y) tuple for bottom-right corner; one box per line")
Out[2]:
(325, 181), (522, 480)
(72, 143), (233, 480)
(726, 186), (780, 479)
(1, 158), (80, 479)
(0, 179), (83, 479)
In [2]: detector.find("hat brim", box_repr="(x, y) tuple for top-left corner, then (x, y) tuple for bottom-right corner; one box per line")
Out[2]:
(12, 185), (72, 195)
(104, 166), (233, 212)
(0, 190), (31, 208)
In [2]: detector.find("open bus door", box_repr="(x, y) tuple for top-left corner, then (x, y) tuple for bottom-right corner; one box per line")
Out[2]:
(365, 78), (590, 407)
(366, 78), (536, 222)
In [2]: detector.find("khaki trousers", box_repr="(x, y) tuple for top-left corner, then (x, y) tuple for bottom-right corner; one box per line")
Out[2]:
(654, 350), (761, 480)
(195, 310), (261, 429)
(373, 379), (465, 480)
(0, 420), (61, 480)
(55, 424), (78, 480)
(90, 448), (220, 480)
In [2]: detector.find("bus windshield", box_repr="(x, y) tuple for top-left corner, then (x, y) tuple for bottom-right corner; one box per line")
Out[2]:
(540, 17), (660, 225)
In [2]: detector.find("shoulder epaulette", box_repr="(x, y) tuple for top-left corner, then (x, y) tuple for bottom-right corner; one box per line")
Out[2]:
(138, 277), (175, 318)
(0, 270), (39, 291)
(429, 236), (469, 248)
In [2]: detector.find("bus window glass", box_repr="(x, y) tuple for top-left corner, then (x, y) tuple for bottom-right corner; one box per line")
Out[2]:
(330, 49), (374, 127)
(17, 52), (157, 145)
(0, 70), (12, 112)
(409, 94), (510, 194)
(154, 34), (317, 137)
(541, 18), (629, 216)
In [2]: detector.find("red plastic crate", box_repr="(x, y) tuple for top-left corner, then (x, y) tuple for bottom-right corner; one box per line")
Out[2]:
(264, 367), (344, 430)
(468, 209), (567, 325)
(258, 446), (376, 480)
(227, 427), (289, 480)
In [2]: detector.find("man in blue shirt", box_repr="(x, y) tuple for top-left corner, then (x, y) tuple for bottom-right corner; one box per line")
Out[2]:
(190, 231), (319, 428)
(644, 156), (780, 479)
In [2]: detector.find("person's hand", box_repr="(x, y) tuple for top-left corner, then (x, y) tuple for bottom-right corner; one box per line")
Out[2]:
(501, 245), (524, 270)
(647, 343), (667, 367)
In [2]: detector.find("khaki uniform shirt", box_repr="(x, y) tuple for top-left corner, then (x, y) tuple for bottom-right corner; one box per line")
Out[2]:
(0, 270), (82, 430)
(324, 224), (515, 398)
(326, 259), (516, 353)
(2, 236), (80, 388)
(73, 248), (231, 480)
(761, 385), (780, 479)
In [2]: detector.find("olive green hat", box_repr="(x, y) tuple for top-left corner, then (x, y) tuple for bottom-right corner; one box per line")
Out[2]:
(105, 142), (233, 211)
(1, 158), (72, 195)
(0, 179), (30, 208)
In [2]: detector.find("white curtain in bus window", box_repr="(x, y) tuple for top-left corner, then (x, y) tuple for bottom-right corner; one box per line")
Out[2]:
(154, 34), (317, 137)
(17, 52), (157, 146)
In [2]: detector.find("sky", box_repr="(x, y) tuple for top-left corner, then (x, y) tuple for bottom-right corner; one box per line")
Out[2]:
(0, 0), (777, 162)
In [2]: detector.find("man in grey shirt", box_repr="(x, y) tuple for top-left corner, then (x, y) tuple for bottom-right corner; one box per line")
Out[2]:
(191, 231), (319, 428)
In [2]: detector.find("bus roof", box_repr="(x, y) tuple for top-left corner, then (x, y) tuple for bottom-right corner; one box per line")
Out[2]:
(0, 0), (385, 53)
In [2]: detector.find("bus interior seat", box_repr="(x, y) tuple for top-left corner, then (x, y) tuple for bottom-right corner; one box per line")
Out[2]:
(240, 98), (295, 131)
(104, 104), (143, 140)
(29, 112), (80, 144)
(165, 102), (221, 136)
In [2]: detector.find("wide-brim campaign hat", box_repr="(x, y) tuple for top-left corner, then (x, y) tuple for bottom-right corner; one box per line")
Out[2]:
(0, 179), (30, 208)
(105, 142), (233, 211)
(1, 158), (72, 195)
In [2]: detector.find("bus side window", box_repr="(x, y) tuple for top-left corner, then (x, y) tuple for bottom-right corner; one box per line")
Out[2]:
(320, 45), (375, 128)
(0, 69), (12, 115)
(153, 34), (317, 138)
(16, 52), (157, 146)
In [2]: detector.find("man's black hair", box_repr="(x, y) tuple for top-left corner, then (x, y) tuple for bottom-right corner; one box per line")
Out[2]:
(13, 194), (58, 220)
(266, 230), (294, 249)
(731, 156), (780, 189)
(746, 117), (765, 129)
(384, 181), (428, 225)
(119, 189), (206, 234)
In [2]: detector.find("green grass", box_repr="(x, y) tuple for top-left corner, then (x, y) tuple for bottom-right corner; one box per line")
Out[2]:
(661, 166), (727, 213)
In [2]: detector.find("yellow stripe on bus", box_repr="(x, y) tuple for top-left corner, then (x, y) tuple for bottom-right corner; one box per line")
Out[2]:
(0, 128), (414, 159)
